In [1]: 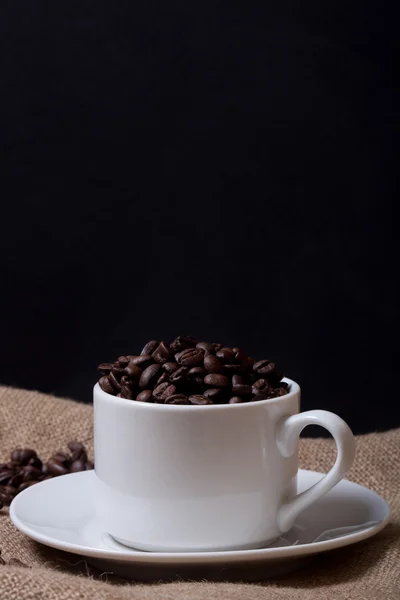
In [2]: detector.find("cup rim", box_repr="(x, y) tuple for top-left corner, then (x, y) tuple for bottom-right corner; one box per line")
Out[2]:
(94, 377), (300, 412)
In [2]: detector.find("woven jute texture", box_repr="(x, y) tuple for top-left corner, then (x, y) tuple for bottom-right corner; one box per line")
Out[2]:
(0, 385), (398, 599)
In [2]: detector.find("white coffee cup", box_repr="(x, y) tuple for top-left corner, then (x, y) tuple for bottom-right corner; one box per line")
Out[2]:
(93, 378), (355, 552)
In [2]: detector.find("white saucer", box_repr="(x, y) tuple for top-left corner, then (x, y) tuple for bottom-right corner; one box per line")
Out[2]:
(10, 470), (389, 581)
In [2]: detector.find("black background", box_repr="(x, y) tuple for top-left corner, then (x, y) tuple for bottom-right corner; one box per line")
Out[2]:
(0, 2), (397, 435)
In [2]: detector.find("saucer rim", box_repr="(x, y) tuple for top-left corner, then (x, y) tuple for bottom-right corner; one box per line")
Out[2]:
(10, 469), (390, 565)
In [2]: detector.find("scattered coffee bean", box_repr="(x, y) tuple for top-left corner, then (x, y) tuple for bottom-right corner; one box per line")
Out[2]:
(139, 364), (162, 388)
(11, 449), (37, 466)
(97, 337), (287, 405)
(136, 389), (153, 403)
(189, 395), (214, 405)
(46, 459), (69, 476)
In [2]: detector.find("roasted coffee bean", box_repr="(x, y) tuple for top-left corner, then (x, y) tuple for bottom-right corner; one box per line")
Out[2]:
(21, 466), (41, 482)
(188, 367), (206, 377)
(196, 341), (214, 353)
(190, 377), (205, 392)
(156, 371), (169, 385)
(153, 383), (177, 402)
(124, 362), (143, 378)
(46, 459), (69, 477)
(216, 348), (235, 363)
(136, 389), (153, 403)
(169, 366), (188, 383)
(128, 354), (153, 368)
(163, 361), (179, 374)
(0, 471), (14, 485)
(111, 363), (125, 377)
(252, 378), (271, 396)
(0, 487), (14, 505)
(204, 373), (230, 388)
(8, 473), (23, 487)
(222, 363), (243, 373)
(165, 394), (189, 404)
(204, 354), (222, 373)
(108, 371), (122, 391)
(141, 340), (159, 355)
(189, 395), (214, 405)
(139, 363), (162, 388)
(170, 335), (197, 352)
(11, 449), (37, 466)
(99, 376), (115, 394)
(120, 375), (131, 387)
(27, 457), (42, 470)
(67, 442), (86, 463)
(70, 459), (87, 473)
(253, 360), (276, 375)
(232, 383), (252, 396)
(212, 343), (222, 352)
(152, 341), (172, 364)
(117, 356), (129, 366)
(280, 381), (289, 390)
(176, 347), (205, 367)
(229, 396), (244, 404)
(252, 391), (269, 401)
(17, 481), (37, 494)
(232, 374), (244, 386)
(52, 452), (70, 465)
(97, 362), (113, 374)
(234, 348), (249, 369)
(120, 385), (134, 399)
(268, 387), (287, 398)
(203, 388), (223, 401)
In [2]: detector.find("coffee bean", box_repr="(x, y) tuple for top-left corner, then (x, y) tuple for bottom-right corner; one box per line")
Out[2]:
(188, 367), (206, 377)
(70, 459), (87, 473)
(204, 354), (223, 373)
(268, 387), (287, 398)
(189, 395), (214, 405)
(0, 486), (14, 505)
(196, 341), (214, 353)
(117, 356), (129, 367)
(169, 366), (188, 383)
(108, 371), (122, 391)
(216, 348), (235, 363)
(252, 379), (271, 396)
(27, 457), (42, 470)
(11, 449), (38, 466)
(163, 362), (179, 374)
(128, 355), (154, 368)
(0, 471), (13, 485)
(203, 388), (223, 401)
(21, 466), (41, 482)
(153, 383), (177, 402)
(229, 396), (244, 404)
(67, 442), (86, 462)
(120, 385), (134, 399)
(141, 340), (159, 355)
(46, 459), (69, 477)
(234, 348), (249, 369)
(139, 364), (162, 388)
(253, 360), (276, 375)
(232, 383), (252, 396)
(97, 362), (113, 374)
(280, 381), (289, 390)
(111, 363), (125, 377)
(222, 363), (243, 373)
(17, 481), (37, 493)
(8, 473), (23, 487)
(152, 341), (172, 364)
(176, 347), (205, 367)
(156, 371), (169, 385)
(165, 394), (189, 405)
(136, 389), (153, 403)
(125, 362), (143, 378)
(99, 376), (115, 394)
(212, 343), (222, 352)
(170, 335), (197, 352)
(190, 377), (206, 391)
(252, 391), (269, 401)
(204, 373), (230, 388)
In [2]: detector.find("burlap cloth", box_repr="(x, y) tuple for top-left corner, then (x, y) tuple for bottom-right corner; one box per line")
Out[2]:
(0, 386), (399, 599)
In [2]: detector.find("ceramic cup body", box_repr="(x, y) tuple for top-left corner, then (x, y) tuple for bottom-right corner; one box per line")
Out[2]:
(94, 379), (355, 552)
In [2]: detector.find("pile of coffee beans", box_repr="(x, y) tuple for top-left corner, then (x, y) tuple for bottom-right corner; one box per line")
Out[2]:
(98, 336), (288, 405)
(0, 442), (93, 508)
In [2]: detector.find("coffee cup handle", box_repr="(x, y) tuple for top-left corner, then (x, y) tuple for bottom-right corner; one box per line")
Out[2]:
(276, 409), (356, 533)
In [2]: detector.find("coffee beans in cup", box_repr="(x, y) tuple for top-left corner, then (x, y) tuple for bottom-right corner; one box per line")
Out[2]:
(97, 337), (288, 405)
